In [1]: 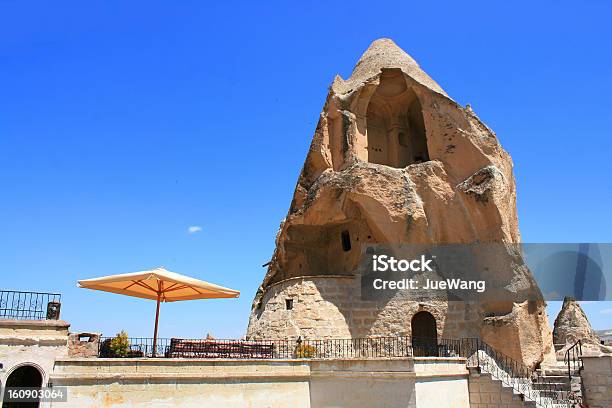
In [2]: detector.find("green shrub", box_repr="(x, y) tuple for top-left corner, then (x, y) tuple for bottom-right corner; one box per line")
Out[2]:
(295, 344), (317, 358)
(109, 330), (130, 357)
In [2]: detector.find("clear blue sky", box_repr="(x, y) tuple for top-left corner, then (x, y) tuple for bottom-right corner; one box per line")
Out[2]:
(1, 1), (610, 338)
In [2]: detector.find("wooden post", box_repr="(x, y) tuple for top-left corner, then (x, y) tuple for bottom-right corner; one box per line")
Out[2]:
(152, 287), (161, 357)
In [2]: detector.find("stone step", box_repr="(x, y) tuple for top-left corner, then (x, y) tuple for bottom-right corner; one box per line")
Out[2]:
(471, 351), (577, 408)
(487, 373), (572, 407)
(538, 366), (581, 377)
(545, 374), (573, 380)
(488, 377), (568, 407)
(536, 389), (569, 399)
(531, 379), (571, 389)
(531, 386), (570, 396)
(533, 377), (571, 388)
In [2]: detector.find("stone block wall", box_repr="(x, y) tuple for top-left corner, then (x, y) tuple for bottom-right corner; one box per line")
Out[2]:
(68, 332), (101, 357)
(247, 276), (452, 340)
(468, 368), (534, 408)
(581, 355), (612, 408)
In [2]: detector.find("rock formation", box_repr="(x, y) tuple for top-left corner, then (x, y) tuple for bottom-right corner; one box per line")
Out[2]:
(553, 297), (600, 346)
(553, 297), (611, 356)
(247, 38), (555, 368)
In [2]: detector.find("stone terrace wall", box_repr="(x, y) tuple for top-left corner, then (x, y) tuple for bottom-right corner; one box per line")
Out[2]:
(50, 357), (470, 408)
(51, 359), (311, 408)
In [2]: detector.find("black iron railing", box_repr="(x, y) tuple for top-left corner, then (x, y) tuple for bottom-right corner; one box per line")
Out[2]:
(564, 339), (583, 379)
(412, 337), (463, 357)
(294, 336), (412, 359)
(462, 338), (567, 407)
(99, 337), (169, 358)
(98, 336), (416, 359)
(97, 336), (476, 360)
(0, 290), (61, 320)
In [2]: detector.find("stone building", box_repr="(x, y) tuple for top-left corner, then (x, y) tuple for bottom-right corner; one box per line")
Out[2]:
(247, 39), (555, 368)
(0, 318), (69, 402)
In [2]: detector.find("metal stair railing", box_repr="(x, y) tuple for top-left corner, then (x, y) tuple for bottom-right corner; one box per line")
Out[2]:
(564, 340), (583, 380)
(459, 338), (568, 408)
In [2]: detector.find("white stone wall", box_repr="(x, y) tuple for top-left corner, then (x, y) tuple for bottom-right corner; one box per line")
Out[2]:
(0, 319), (69, 389)
(414, 357), (470, 408)
(310, 359), (418, 408)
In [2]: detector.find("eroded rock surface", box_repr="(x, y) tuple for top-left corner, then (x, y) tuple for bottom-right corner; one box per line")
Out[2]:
(553, 297), (611, 357)
(247, 38), (555, 368)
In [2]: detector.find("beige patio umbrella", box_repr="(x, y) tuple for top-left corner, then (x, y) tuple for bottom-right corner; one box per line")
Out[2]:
(78, 267), (240, 356)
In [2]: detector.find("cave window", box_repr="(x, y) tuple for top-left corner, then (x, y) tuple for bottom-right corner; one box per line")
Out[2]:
(366, 71), (429, 168)
(341, 230), (351, 252)
(285, 299), (293, 310)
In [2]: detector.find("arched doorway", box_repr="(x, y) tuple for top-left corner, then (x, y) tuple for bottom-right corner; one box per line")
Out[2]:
(2, 365), (43, 408)
(411, 311), (438, 356)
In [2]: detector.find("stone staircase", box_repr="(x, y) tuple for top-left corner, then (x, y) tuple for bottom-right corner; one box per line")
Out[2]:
(469, 367), (539, 408)
(471, 350), (578, 408)
(535, 363), (583, 406)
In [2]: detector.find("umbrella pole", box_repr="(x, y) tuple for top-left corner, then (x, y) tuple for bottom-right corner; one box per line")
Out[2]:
(152, 292), (161, 357)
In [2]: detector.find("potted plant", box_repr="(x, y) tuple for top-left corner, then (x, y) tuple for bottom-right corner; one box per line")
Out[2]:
(109, 330), (130, 358)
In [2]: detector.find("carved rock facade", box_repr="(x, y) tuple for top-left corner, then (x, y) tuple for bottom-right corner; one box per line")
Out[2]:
(247, 39), (555, 368)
